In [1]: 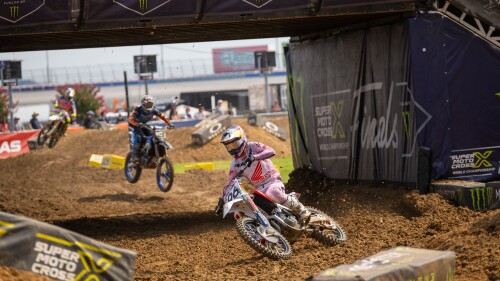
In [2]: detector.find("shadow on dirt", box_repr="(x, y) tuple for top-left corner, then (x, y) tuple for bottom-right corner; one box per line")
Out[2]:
(53, 211), (234, 239)
(77, 193), (164, 203)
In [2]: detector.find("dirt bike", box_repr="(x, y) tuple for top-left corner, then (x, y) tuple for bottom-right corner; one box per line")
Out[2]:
(37, 110), (66, 149)
(124, 124), (174, 192)
(216, 162), (346, 260)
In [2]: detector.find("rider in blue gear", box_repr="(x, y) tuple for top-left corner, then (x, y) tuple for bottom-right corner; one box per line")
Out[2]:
(128, 95), (174, 161)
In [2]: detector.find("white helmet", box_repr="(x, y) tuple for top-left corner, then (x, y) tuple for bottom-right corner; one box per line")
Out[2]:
(65, 87), (75, 99)
(141, 95), (155, 112)
(220, 125), (247, 158)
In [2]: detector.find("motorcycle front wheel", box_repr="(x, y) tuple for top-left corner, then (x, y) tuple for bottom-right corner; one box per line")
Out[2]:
(306, 206), (347, 246)
(124, 152), (142, 183)
(236, 216), (292, 260)
(47, 132), (60, 149)
(156, 157), (174, 192)
(37, 126), (51, 145)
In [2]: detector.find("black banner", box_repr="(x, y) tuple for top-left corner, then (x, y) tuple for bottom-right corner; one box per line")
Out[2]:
(204, 0), (309, 15)
(286, 21), (418, 183)
(409, 13), (500, 182)
(0, 211), (137, 281)
(287, 13), (500, 184)
(0, 0), (68, 27)
(86, 0), (198, 22)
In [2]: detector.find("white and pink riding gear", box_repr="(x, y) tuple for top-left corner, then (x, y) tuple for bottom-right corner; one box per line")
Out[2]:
(225, 142), (288, 204)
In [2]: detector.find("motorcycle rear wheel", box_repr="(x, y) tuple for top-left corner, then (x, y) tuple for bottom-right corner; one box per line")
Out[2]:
(37, 126), (51, 145)
(124, 152), (142, 183)
(156, 157), (174, 192)
(236, 216), (292, 260)
(306, 206), (347, 246)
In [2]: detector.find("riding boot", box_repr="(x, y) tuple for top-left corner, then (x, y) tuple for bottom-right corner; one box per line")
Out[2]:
(283, 195), (311, 224)
(62, 123), (68, 136)
(131, 144), (141, 163)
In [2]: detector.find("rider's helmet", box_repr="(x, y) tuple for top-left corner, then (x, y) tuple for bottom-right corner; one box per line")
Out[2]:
(65, 87), (75, 100)
(141, 95), (155, 113)
(220, 125), (247, 158)
(87, 110), (95, 116)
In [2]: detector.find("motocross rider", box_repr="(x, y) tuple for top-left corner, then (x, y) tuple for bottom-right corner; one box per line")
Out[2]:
(54, 87), (77, 135)
(128, 95), (175, 162)
(217, 125), (311, 223)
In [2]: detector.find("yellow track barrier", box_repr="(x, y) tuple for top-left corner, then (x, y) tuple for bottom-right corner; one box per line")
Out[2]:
(184, 162), (215, 171)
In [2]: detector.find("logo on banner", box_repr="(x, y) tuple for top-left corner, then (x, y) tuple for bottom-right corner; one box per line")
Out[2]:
(139, 0), (147, 11)
(450, 150), (496, 177)
(469, 187), (494, 210)
(0, 0), (45, 23)
(0, 221), (14, 238)
(10, 6), (19, 18)
(331, 101), (345, 139)
(473, 151), (493, 168)
(311, 81), (432, 159)
(114, 0), (173, 15)
(32, 233), (124, 281)
(0, 140), (21, 154)
(242, 0), (273, 8)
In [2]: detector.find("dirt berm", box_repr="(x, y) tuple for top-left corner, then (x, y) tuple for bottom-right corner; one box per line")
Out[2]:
(0, 116), (497, 281)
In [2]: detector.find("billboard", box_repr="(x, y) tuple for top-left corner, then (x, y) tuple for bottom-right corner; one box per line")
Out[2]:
(212, 45), (267, 73)
(0, 0), (69, 28)
(86, 0), (198, 22)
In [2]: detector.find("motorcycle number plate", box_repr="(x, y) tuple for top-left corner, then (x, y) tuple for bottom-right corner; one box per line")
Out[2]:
(224, 184), (242, 203)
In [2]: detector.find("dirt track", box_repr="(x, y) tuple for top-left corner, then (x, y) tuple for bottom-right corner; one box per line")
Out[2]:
(0, 117), (498, 281)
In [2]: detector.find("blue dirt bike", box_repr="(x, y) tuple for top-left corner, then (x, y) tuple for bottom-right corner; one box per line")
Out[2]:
(124, 124), (174, 192)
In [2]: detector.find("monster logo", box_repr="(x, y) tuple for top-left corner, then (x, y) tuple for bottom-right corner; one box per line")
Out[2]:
(242, 0), (273, 8)
(473, 151), (492, 168)
(139, 0), (147, 11)
(114, 0), (173, 16)
(0, 0), (45, 24)
(10, 6), (19, 18)
(469, 187), (494, 210)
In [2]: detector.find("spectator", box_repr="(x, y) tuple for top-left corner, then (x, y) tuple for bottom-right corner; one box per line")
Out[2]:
(13, 117), (23, 131)
(183, 107), (193, 119)
(215, 99), (225, 115)
(169, 102), (178, 120)
(194, 105), (207, 119)
(271, 100), (282, 112)
(171, 110), (180, 120)
(29, 112), (42, 130)
(83, 110), (96, 129)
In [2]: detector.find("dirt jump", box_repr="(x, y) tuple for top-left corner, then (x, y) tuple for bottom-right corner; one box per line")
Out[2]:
(0, 116), (498, 281)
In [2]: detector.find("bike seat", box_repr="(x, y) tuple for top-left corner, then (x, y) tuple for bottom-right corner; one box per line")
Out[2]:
(252, 190), (277, 214)
(253, 190), (273, 202)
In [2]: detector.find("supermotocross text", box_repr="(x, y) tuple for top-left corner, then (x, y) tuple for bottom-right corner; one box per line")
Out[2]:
(31, 242), (78, 281)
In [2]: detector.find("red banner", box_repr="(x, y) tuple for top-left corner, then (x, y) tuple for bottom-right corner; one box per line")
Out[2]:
(0, 131), (39, 159)
(212, 45), (267, 73)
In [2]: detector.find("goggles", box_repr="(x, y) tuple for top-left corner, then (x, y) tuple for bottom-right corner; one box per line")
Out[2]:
(223, 139), (243, 152)
(143, 101), (154, 109)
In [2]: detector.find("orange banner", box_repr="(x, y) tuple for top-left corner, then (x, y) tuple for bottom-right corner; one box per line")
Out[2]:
(0, 130), (40, 159)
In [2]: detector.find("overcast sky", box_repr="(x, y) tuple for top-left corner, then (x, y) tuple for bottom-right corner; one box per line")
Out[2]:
(0, 37), (289, 71)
